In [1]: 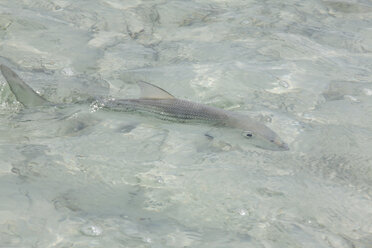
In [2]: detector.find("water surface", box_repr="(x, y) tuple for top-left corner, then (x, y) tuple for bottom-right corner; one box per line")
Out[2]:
(1, 0), (372, 247)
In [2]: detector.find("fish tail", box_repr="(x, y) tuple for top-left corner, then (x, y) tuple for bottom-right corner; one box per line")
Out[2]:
(0, 64), (48, 107)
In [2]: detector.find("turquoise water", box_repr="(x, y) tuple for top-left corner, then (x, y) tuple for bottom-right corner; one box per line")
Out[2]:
(1, 0), (372, 247)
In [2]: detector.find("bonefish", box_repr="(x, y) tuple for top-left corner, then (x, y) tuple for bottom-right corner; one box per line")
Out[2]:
(0, 64), (289, 151)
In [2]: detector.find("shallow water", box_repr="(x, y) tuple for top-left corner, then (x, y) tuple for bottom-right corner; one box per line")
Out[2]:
(1, 0), (372, 247)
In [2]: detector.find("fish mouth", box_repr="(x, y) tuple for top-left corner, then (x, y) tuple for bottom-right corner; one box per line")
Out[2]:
(272, 139), (289, 151)
(272, 136), (290, 151)
(253, 141), (289, 151)
(278, 142), (289, 151)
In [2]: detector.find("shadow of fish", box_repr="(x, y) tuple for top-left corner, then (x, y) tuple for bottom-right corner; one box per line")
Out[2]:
(1, 64), (289, 151)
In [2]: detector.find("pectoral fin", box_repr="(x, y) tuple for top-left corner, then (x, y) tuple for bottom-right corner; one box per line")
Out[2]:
(0, 65), (48, 107)
(138, 81), (175, 100)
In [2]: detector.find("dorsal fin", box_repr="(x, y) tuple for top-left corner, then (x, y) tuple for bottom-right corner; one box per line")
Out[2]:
(0, 65), (49, 107)
(138, 81), (175, 99)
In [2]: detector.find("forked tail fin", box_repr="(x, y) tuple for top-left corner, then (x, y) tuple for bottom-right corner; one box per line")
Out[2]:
(0, 65), (48, 107)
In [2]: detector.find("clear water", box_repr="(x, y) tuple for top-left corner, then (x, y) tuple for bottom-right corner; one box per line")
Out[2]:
(1, 0), (372, 247)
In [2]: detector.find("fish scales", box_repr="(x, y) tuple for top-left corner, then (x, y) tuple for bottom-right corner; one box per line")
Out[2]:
(104, 99), (229, 123)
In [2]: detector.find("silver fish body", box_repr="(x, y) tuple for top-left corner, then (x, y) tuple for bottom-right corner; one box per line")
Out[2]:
(103, 98), (289, 151)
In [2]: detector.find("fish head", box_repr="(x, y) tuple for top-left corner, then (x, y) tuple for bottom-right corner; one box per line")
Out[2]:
(242, 126), (289, 151)
(226, 113), (289, 151)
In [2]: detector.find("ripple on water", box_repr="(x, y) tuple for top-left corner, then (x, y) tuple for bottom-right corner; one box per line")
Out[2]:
(0, 0), (371, 247)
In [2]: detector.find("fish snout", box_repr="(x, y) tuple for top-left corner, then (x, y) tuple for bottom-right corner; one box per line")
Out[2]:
(273, 137), (289, 151)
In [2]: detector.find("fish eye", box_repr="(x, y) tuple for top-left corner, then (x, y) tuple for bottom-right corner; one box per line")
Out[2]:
(243, 131), (253, 138)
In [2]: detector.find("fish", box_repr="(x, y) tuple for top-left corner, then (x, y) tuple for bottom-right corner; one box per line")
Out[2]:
(0, 64), (289, 151)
